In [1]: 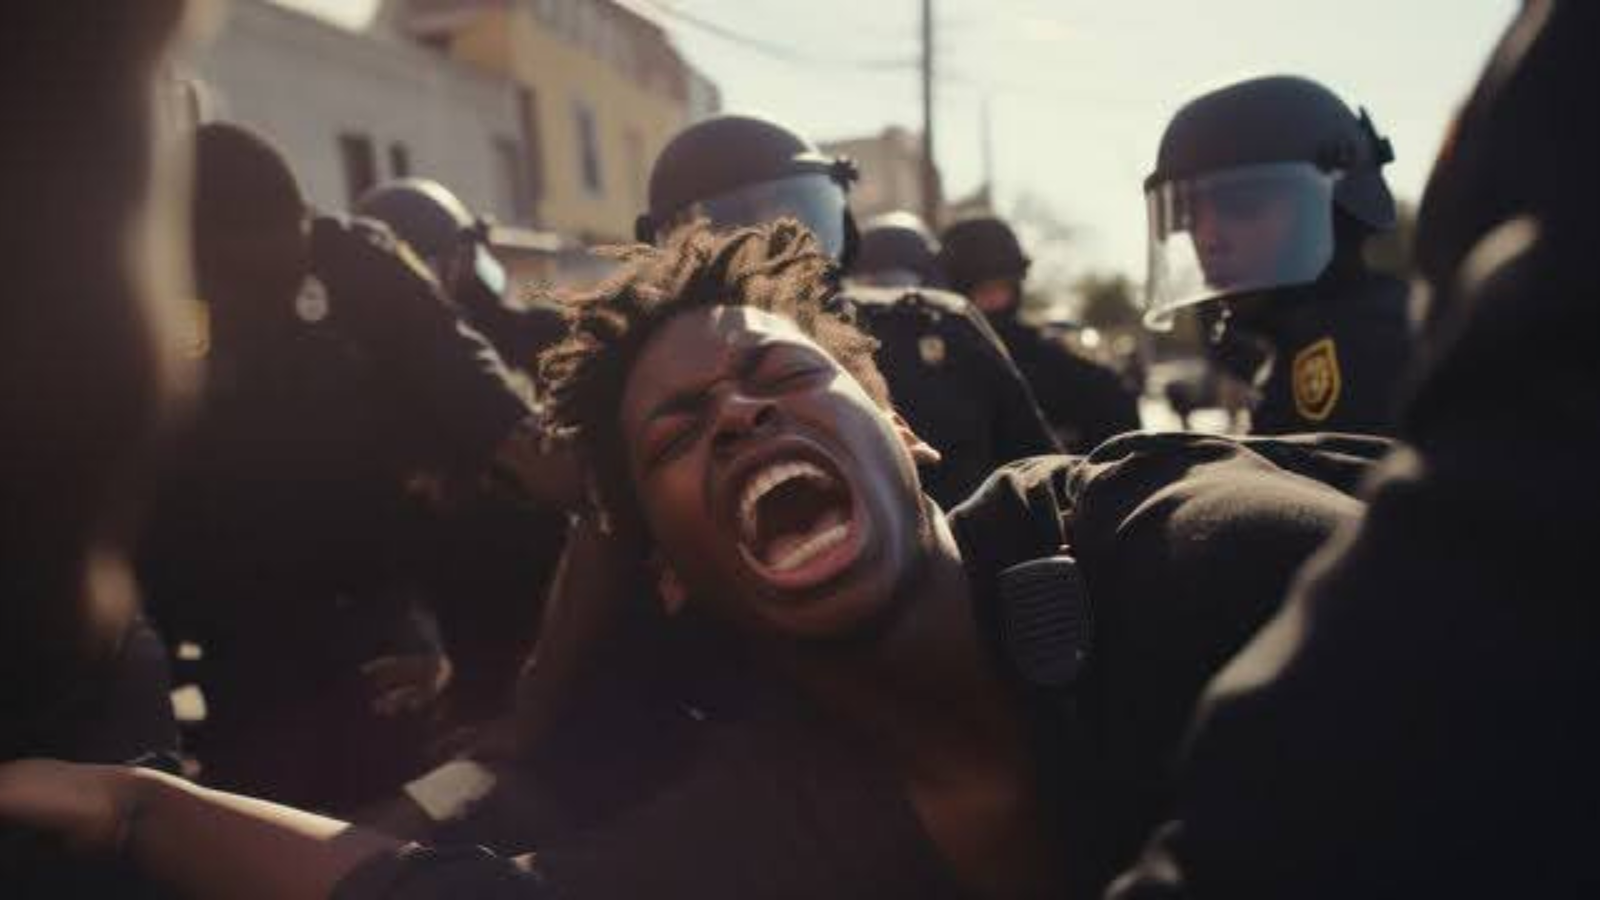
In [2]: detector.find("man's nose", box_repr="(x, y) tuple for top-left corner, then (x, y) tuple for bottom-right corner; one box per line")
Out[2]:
(710, 390), (778, 457)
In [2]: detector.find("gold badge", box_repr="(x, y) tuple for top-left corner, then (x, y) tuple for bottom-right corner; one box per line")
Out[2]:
(1292, 337), (1342, 422)
(918, 334), (946, 366)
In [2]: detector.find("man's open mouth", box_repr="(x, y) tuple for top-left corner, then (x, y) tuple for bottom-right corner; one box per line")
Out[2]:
(733, 456), (862, 589)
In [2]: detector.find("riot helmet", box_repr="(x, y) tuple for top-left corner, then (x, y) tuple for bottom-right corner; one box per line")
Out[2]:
(852, 211), (941, 288)
(937, 216), (1032, 315)
(636, 114), (859, 263)
(355, 177), (508, 300)
(1142, 75), (1397, 327)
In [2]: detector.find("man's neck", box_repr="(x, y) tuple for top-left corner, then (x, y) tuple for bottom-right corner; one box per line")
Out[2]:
(773, 509), (1029, 779)
(767, 508), (1060, 896)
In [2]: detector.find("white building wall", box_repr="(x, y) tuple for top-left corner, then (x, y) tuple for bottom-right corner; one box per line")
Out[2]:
(187, 0), (530, 224)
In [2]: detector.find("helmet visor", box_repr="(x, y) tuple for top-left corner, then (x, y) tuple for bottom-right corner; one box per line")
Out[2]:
(470, 242), (508, 298)
(679, 172), (848, 259)
(1143, 162), (1337, 328)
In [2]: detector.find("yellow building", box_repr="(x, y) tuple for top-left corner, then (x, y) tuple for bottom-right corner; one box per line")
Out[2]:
(402, 0), (720, 243)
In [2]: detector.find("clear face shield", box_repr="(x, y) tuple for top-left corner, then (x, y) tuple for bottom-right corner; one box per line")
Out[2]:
(435, 229), (508, 304)
(666, 172), (849, 260)
(1142, 162), (1339, 328)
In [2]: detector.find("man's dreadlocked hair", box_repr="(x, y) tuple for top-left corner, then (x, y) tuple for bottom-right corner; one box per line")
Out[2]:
(539, 218), (890, 529)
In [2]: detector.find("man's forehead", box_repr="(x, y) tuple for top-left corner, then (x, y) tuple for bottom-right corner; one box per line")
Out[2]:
(644, 305), (817, 363)
(623, 305), (824, 416)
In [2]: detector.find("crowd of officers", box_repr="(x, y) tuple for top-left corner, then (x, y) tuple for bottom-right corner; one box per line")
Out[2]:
(3, 1), (1594, 898)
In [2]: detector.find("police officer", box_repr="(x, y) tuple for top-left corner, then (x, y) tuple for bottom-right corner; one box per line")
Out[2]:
(1142, 75), (1414, 436)
(354, 178), (566, 373)
(138, 123), (552, 812)
(354, 177), (570, 724)
(850, 210), (945, 289)
(635, 114), (1058, 507)
(938, 216), (1142, 452)
(1112, 5), (1600, 897)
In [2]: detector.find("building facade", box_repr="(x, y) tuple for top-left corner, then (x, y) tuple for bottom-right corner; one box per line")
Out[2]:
(189, 0), (539, 227)
(404, 0), (721, 243)
(821, 126), (944, 226)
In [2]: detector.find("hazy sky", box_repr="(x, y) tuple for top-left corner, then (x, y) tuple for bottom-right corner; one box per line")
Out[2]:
(279, 0), (1515, 279)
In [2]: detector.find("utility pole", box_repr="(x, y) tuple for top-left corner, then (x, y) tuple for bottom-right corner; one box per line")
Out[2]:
(981, 92), (995, 211)
(920, 0), (939, 228)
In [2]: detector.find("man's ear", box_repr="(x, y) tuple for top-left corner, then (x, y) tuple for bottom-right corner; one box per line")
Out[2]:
(891, 410), (941, 466)
(655, 561), (689, 617)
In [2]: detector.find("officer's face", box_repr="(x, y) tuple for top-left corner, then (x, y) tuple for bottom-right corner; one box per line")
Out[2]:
(618, 305), (939, 642)
(970, 278), (1019, 316)
(1192, 182), (1298, 290)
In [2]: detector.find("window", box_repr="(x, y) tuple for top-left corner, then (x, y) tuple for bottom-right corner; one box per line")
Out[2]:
(338, 133), (376, 203)
(517, 86), (545, 220)
(389, 142), (411, 179)
(573, 101), (603, 196)
(494, 136), (534, 223)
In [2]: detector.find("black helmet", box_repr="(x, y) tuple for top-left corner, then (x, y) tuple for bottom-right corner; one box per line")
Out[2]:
(355, 177), (505, 298)
(936, 216), (1031, 296)
(853, 211), (941, 287)
(636, 114), (860, 262)
(1143, 75), (1397, 326)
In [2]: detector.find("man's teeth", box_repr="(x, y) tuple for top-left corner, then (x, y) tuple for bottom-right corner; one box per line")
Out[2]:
(738, 459), (832, 540)
(768, 517), (849, 572)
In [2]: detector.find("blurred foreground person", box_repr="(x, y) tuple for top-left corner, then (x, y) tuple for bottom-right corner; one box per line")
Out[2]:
(137, 122), (551, 811)
(1112, 3), (1600, 897)
(636, 114), (1059, 506)
(354, 178), (567, 372)
(0, 2), (200, 894)
(1142, 75), (1414, 435)
(0, 220), (1389, 899)
(939, 216), (1141, 452)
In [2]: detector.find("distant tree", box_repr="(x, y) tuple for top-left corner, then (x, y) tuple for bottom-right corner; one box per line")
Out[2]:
(1003, 191), (1077, 319)
(1073, 271), (1140, 330)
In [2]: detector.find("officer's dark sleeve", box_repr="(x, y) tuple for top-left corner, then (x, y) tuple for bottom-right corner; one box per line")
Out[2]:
(312, 217), (534, 475)
(1059, 432), (1368, 896)
(456, 277), (570, 374)
(333, 846), (550, 900)
(1252, 276), (1414, 438)
(1317, 315), (1411, 437)
(956, 304), (1061, 460)
(1109, 225), (1600, 899)
(1038, 342), (1142, 452)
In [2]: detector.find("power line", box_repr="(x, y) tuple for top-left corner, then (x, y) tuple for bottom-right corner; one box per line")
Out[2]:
(635, 0), (918, 71)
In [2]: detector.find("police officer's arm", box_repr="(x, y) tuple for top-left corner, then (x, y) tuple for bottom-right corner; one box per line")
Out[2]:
(313, 218), (581, 504)
(956, 305), (1062, 459)
(1039, 344), (1143, 452)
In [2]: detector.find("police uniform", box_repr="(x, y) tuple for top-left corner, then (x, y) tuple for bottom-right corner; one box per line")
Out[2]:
(936, 215), (1140, 455)
(988, 314), (1143, 453)
(841, 285), (1059, 508)
(1241, 270), (1413, 435)
(139, 214), (537, 811)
